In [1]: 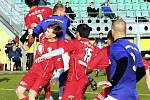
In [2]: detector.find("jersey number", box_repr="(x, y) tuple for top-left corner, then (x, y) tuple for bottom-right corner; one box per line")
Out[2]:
(84, 47), (92, 63)
(37, 14), (43, 21)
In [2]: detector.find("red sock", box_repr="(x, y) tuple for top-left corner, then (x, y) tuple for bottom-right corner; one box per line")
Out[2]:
(44, 82), (51, 99)
(20, 97), (28, 100)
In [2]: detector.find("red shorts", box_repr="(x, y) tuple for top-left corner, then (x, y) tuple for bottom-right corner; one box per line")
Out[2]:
(62, 75), (89, 100)
(19, 70), (52, 94)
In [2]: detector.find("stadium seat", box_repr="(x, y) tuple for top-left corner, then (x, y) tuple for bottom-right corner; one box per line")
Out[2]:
(135, 11), (142, 17)
(124, 0), (131, 3)
(15, 0), (23, 4)
(79, 0), (87, 4)
(109, 0), (117, 4)
(117, 0), (124, 3)
(47, 0), (55, 4)
(62, 0), (68, 4)
(71, 0), (79, 4)
(141, 11), (149, 17)
(117, 3), (125, 10)
(23, 4), (29, 11)
(81, 11), (87, 18)
(132, 3), (140, 10)
(126, 10), (134, 17)
(94, 0), (101, 4)
(125, 3), (132, 10)
(132, 0), (139, 3)
(148, 3), (150, 10)
(72, 6), (79, 11)
(140, 3), (148, 10)
(139, 0), (144, 3)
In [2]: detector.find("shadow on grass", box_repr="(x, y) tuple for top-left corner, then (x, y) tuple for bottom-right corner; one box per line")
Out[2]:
(0, 77), (10, 82)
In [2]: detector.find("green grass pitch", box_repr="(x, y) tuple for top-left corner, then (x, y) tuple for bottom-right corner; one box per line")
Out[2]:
(0, 72), (149, 100)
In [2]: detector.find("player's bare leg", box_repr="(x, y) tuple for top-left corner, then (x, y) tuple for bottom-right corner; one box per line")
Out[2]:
(28, 89), (37, 100)
(16, 86), (28, 100)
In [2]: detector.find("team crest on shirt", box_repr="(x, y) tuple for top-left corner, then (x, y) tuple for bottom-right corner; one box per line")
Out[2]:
(47, 47), (52, 52)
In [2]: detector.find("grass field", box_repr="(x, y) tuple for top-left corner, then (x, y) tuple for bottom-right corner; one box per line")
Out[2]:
(0, 72), (149, 100)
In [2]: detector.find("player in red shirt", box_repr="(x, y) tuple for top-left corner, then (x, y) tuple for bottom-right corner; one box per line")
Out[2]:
(16, 24), (64, 100)
(37, 24), (111, 100)
(19, 0), (53, 100)
(143, 59), (150, 92)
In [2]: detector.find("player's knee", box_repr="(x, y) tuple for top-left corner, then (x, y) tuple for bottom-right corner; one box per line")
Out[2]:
(28, 89), (37, 100)
(16, 86), (25, 98)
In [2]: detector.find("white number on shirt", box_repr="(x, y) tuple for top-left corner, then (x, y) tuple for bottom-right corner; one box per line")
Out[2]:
(37, 14), (43, 21)
(84, 47), (92, 63)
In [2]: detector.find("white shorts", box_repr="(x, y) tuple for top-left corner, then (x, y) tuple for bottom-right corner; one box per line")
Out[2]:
(104, 95), (117, 100)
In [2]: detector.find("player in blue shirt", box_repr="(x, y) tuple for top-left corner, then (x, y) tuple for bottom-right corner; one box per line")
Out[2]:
(25, 3), (71, 49)
(107, 19), (145, 100)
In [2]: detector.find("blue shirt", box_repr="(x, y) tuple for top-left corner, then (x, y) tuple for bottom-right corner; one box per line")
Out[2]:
(109, 38), (144, 100)
(101, 3), (112, 14)
(33, 15), (70, 39)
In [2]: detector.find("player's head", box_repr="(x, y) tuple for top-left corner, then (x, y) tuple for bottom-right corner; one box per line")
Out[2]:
(25, 0), (39, 8)
(99, 32), (103, 39)
(45, 23), (63, 39)
(53, 3), (66, 16)
(107, 30), (114, 45)
(111, 19), (126, 40)
(76, 24), (91, 39)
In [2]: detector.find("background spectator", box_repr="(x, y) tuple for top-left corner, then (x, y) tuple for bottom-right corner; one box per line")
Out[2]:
(5, 39), (14, 56)
(87, 2), (99, 17)
(100, 1), (116, 20)
(8, 45), (22, 71)
(65, 2), (76, 20)
(95, 33), (105, 49)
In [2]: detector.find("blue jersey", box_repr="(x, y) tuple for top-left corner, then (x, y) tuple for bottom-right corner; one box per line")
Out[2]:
(109, 38), (144, 100)
(33, 15), (70, 39)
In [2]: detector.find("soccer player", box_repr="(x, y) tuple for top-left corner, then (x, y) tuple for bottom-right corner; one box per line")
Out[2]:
(143, 59), (150, 92)
(23, 3), (72, 99)
(20, 0), (53, 99)
(37, 24), (111, 100)
(16, 24), (64, 100)
(92, 19), (145, 100)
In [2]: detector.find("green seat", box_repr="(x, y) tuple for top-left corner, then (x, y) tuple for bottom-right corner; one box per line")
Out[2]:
(142, 11), (149, 17)
(81, 11), (87, 18)
(71, 0), (79, 4)
(47, 0), (54, 4)
(117, 0), (124, 3)
(81, 6), (87, 11)
(109, 0), (117, 4)
(62, 0), (69, 4)
(140, 3), (148, 10)
(94, 0), (101, 4)
(72, 6), (79, 11)
(23, 4), (29, 11)
(132, 0), (139, 3)
(132, 3), (140, 10)
(117, 3), (125, 10)
(135, 11), (142, 17)
(15, 0), (23, 3)
(125, 3), (132, 10)
(139, 0), (144, 3)
(126, 10), (135, 17)
(79, 0), (87, 4)
(124, 0), (131, 3)
(148, 3), (150, 10)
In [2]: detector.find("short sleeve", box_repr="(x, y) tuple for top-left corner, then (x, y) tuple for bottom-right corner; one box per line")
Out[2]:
(33, 21), (44, 36)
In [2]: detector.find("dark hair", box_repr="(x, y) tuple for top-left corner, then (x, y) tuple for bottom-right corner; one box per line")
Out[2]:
(25, 0), (39, 7)
(76, 24), (91, 38)
(48, 23), (63, 38)
(107, 30), (114, 41)
(53, 3), (65, 13)
(99, 32), (103, 35)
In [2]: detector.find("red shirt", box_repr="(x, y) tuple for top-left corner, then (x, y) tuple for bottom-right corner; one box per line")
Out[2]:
(25, 6), (53, 29)
(143, 59), (150, 70)
(30, 39), (64, 75)
(60, 38), (100, 80)
(88, 46), (110, 70)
